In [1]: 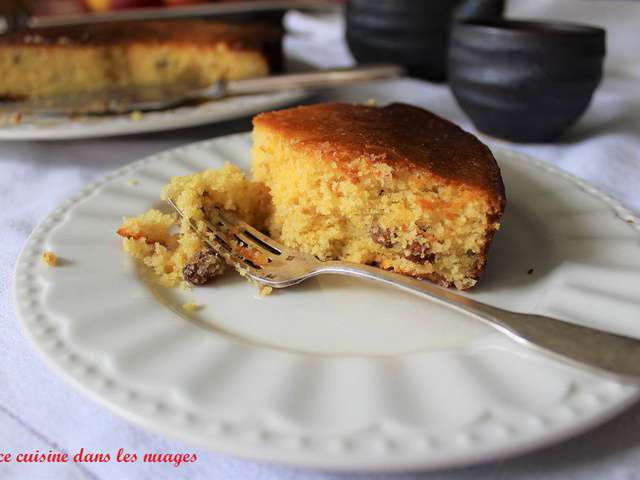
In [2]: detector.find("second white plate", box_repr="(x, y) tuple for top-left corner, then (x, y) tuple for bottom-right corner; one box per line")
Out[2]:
(13, 133), (640, 471)
(0, 89), (306, 141)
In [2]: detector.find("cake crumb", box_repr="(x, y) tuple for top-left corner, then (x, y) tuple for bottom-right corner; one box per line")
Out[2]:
(259, 285), (273, 296)
(182, 301), (201, 313)
(130, 110), (144, 121)
(627, 218), (636, 224)
(10, 112), (22, 124)
(365, 98), (377, 106)
(527, 268), (534, 275)
(127, 178), (139, 186)
(41, 251), (57, 267)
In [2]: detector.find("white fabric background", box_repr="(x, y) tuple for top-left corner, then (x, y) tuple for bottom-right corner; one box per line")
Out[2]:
(1, 1), (640, 478)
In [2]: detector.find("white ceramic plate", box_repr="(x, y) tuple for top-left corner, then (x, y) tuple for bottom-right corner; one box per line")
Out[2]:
(13, 133), (640, 472)
(0, 90), (306, 141)
(28, 1), (333, 28)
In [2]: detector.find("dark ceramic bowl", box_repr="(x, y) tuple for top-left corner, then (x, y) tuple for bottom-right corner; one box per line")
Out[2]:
(448, 20), (606, 143)
(346, 0), (504, 82)
(346, 0), (455, 81)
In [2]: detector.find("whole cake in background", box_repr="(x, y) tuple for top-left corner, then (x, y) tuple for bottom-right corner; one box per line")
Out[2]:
(119, 102), (506, 291)
(0, 19), (282, 100)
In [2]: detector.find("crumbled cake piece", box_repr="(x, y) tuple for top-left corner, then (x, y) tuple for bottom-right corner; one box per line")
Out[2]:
(182, 302), (201, 313)
(252, 102), (505, 289)
(41, 251), (57, 267)
(117, 163), (270, 287)
(259, 285), (273, 296)
(161, 162), (271, 230)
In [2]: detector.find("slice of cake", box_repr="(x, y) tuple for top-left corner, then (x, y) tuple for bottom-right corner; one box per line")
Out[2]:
(252, 103), (505, 289)
(0, 19), (282, 100)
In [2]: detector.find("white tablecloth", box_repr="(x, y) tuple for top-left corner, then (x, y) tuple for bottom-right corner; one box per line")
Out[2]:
(2, 2), (640, 479)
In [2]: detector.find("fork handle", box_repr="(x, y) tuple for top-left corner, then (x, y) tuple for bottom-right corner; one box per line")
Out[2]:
(222, 64), (404, 96)
(321, 261), (640, 382)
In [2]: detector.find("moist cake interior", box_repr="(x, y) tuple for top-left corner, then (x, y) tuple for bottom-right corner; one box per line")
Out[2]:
(118, 163), (270, 287)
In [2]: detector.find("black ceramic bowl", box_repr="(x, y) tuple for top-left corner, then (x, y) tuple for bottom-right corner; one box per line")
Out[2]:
(346, 0), (456, 81)
(346, 0), (504, 82)
(448, 20), (606, 143)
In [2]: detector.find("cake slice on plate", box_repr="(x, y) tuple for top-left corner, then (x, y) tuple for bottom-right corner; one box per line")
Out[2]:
(0, 20), (282, 100)
(252, 102), (505, 289)
(118, 102), (505, 291)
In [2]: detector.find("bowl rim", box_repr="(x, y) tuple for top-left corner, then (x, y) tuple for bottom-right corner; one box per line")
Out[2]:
(452, 19), (605, 38)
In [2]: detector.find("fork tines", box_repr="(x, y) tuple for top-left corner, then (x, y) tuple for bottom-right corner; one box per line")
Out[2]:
(167, 198), (294, 283)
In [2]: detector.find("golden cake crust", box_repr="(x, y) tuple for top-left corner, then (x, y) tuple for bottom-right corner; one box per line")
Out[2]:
(253, 102), (505, 203)
(0, 20), (282, 52)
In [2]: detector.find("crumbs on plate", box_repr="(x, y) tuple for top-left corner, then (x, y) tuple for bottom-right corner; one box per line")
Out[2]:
(41, 251), (57, 267)
(259, 285), (273, 296)
(182, 301), (201, 313)
(127, 178), (139, 186)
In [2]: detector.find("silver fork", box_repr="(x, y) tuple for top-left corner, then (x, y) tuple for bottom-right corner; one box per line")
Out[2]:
(168, 199), (640, 382)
